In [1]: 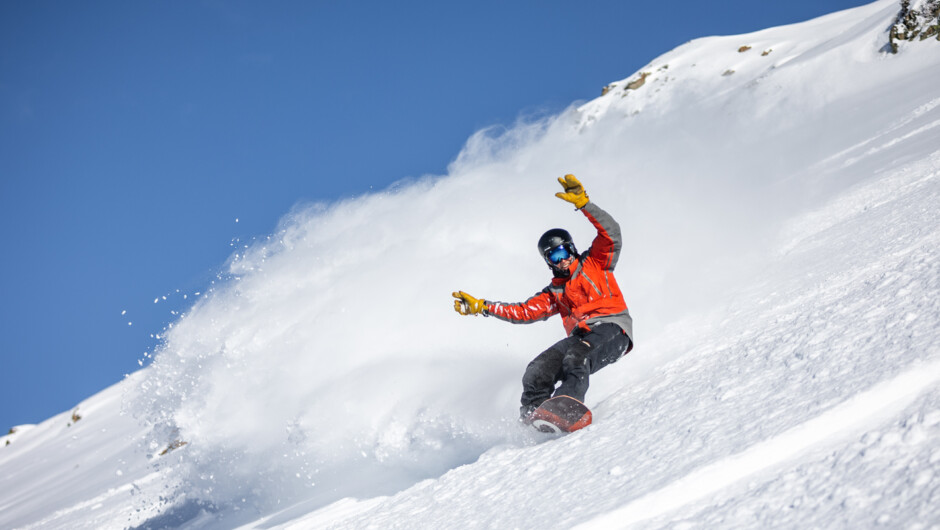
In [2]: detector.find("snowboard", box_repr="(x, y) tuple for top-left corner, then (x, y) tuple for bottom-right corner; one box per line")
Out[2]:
(525, 395), (592, 434)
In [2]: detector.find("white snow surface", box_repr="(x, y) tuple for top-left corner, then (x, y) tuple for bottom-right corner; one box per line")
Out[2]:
(2, 1), (939, 528)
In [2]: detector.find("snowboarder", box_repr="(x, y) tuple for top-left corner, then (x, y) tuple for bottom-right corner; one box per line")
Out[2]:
(452, 174), (634, 419)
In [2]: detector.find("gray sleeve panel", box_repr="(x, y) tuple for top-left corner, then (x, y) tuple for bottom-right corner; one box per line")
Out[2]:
(487, 308), (553, 325)
(582, 202), (623, 270)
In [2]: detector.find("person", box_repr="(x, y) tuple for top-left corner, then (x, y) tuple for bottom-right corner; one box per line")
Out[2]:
(452, 174), (634, 419)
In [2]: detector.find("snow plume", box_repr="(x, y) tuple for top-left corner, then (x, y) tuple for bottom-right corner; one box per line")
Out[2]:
(133, 110), (782, 515)
(129, 0), (937, 520)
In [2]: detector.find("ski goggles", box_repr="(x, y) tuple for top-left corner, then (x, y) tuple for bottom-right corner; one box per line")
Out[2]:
(546, 245), (571, 264)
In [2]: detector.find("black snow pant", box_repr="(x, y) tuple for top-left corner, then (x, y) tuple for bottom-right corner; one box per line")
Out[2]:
(520, 322), (631, 417)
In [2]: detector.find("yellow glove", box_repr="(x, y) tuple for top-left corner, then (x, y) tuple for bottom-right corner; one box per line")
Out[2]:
(555, 174), (589, 209)
(452, 291), (488, 316)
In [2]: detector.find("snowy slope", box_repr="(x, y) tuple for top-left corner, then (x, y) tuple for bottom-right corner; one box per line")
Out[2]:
(2, 1), (939, 528)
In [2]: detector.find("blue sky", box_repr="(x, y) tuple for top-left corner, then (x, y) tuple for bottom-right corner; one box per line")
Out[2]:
(0, 0), (871, 430)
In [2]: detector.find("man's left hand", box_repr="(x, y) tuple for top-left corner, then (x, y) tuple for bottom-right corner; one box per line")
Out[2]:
(555, 174), (589, 209)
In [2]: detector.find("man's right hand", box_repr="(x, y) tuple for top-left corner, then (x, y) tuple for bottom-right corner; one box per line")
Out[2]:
(452, 291), (487, 316)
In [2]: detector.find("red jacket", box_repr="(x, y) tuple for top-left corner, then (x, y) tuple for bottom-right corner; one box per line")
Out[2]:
(486, 202), (633, 347)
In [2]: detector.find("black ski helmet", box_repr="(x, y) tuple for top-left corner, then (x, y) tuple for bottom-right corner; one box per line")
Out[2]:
(538, 228), (578, 268)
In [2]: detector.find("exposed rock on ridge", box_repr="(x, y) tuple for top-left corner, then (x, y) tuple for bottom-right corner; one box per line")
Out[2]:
(890, 0), (940, 52)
